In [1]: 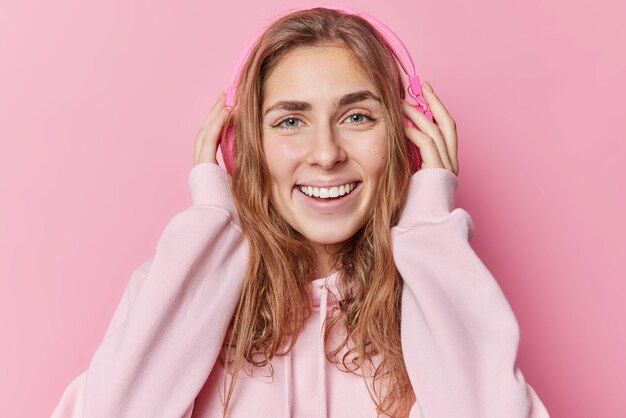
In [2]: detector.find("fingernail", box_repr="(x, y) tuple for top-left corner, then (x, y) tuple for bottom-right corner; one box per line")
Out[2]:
(422, 81), (433, 93)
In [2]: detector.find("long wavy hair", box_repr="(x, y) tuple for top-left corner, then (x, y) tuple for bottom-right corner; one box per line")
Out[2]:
(217, 7), (415, 417)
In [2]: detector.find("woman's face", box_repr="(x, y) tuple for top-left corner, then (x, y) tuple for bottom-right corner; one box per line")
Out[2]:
(261, 45), (388, 251)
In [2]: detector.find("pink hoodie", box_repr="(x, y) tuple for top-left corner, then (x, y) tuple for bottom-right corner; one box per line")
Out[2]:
(50, 162), (550, 417)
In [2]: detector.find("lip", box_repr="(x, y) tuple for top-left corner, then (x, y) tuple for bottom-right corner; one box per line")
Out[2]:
(296, 178), (359, 188)
(293, 181), (363, 214)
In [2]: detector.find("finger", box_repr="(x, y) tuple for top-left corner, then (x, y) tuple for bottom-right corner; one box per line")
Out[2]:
(195, 106), (231, 165)
(420, 84), (459, 175)
(199, 91), (228, 131)
(402, 100), (454, 173)
(194, 92), (228, 165)
(404, 125), (444, 170)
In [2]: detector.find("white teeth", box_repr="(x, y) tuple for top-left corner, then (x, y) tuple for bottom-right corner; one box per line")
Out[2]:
(299, 182), (357, 199)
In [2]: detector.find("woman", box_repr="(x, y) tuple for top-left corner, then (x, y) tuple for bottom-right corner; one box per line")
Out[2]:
(51, 7), (549, 418)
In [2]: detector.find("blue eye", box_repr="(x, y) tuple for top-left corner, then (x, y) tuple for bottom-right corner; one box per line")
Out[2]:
(344, 113), (372, 124)
(276, 117), (303, 130)
(274, 113), (374, 130)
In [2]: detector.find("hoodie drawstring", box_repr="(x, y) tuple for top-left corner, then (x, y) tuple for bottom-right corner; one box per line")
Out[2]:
(318, 285), (328, 418)
(284, 344), (292, 418)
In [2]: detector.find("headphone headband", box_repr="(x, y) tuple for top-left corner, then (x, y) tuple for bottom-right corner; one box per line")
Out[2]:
(224, 5), (429, 112)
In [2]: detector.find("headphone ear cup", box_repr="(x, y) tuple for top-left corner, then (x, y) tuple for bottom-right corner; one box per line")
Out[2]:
(217, 122), (236, 175)
(215, 142), (227, 171)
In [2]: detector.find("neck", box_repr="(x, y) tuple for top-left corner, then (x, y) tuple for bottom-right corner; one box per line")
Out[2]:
(309, 241), (344, 281)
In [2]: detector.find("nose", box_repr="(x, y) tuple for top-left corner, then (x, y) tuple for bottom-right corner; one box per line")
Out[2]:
(306, 125), (347, 169)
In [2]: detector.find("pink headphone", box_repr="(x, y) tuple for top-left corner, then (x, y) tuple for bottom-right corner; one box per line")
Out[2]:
(216, 5), (432, 175)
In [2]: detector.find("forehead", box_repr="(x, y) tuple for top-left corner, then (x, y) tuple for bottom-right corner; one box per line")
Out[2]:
(262, 45), (376, 105)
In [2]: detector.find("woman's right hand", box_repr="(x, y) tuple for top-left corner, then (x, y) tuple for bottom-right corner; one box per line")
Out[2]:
(193, 91), (231, 167)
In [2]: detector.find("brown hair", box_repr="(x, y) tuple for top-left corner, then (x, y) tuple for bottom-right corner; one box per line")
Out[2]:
(217, 7), (415, 417)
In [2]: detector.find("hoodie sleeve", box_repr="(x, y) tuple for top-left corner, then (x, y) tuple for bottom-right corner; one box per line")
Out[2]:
(391, 168), (550, 418)
(50, 162), (248, 418)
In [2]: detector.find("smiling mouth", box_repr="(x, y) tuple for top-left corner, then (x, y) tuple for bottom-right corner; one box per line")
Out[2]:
(295, 181), (362, 200)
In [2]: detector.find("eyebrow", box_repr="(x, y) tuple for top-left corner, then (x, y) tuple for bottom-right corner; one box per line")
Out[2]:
(263, 90), (381, 117)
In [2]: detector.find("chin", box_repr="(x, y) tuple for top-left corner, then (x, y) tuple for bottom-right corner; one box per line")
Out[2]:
(298, 224), (361, 246)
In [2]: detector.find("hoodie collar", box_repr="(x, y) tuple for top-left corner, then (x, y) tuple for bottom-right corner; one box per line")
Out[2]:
(309, 270), (342, 307)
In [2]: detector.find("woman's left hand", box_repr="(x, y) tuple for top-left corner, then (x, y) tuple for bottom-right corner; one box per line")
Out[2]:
(402, 81), (459, 176)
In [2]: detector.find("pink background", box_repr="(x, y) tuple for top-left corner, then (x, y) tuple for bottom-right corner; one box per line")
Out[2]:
(1, 0), (623, 416)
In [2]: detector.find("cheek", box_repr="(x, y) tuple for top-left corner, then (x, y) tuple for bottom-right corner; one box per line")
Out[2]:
(263, 141), (299, 196)
(354, 132), (388, 174)
(263, 136), (302, 165)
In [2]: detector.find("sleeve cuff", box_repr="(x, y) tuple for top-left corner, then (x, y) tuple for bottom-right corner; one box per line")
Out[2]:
(396, 167), (459, 227)
(188, 162), (237, 216)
